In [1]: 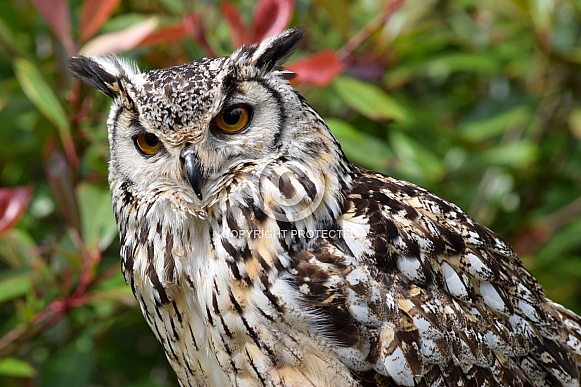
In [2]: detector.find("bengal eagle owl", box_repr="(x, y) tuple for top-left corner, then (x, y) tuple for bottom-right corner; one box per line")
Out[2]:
(69, 28), (581, 386)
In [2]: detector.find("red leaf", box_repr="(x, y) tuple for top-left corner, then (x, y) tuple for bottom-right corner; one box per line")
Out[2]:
(183, 14), (217, 57)
(139, 17), (214, 65)
(251, 0), (294, 42)
(80, 0), (120, 42)
(138, 24), (187, 47)
(80, 17), (158, 55)
(287, 50), (344, 86)
(0, 186), (33, 237)
(221, 3), (250, 47)
(30, 0), (75, 54)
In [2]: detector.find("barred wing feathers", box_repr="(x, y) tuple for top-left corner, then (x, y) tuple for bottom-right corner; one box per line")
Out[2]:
(294, 166), (581, 386)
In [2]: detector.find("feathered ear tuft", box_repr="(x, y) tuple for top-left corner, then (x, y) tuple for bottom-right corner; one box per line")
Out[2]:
(68, 55), (139, 108)
(233, 27), (306, 73)
(253, 28), (306, 70)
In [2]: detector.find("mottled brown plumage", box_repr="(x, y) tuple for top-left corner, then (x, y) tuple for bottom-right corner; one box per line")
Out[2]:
(69, 28), (581, 386)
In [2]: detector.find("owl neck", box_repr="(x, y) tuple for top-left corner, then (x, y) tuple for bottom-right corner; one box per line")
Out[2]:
(210, 118), (354, 252)
(278, 106), (354, 231)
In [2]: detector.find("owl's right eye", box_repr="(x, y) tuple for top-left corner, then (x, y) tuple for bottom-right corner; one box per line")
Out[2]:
(134, 133), (162, 156)
(213, 104), (252, 133)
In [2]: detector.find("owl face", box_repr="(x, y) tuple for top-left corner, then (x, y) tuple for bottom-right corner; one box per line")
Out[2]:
(70, 29), (334, 210)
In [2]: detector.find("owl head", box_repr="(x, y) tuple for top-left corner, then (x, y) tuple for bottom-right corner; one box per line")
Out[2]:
(69, 28), (350, 223)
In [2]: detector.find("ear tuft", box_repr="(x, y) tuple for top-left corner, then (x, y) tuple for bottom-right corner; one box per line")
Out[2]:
(68, 55), (139, 100)
(233, 27), (306, 73)
(253, 27), (306, 71)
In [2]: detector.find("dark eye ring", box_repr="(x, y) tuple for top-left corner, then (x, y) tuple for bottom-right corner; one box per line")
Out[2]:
(134, 133), (162, 156)
(213, 104), (252, 133)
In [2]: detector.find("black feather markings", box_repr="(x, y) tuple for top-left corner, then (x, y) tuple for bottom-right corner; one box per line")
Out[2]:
(68, 55), (119, 98)
(254, 27), (307, 71)
(68, 55), (136, 111)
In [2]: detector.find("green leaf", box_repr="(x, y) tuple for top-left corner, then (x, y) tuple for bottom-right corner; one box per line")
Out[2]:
(89, 287), (136, 307)
(91, 272), (134, 306)
(386, 51), (502, 87)
(389, 131), (445, 183)
(0, 17), (28, 58)
(158, 0), (184, 14)
(536, 219), (581, 268)
(334, 76), (407, 121)
(326, 118), (393, 172)
(460, 106), (531, 142)
(0, 229), (38, 266)
(76, 183), (117, 251)
(568, 107), (581, 138)
(13, 58), (70, 133)
(422, 52), (501, 79)
(479, 142), (537, 168)
(0, 269), (33, 303)
(39, 335), (94, 387)
(0, 357), (36, 378)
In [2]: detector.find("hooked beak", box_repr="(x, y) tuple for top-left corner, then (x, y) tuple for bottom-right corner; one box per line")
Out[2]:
(180, 147), (203, 200)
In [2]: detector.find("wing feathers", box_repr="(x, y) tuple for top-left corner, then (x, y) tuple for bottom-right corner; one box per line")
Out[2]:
(297, 166), (580, 385)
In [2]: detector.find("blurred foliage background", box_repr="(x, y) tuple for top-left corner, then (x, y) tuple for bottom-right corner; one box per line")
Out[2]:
(0, 0), (580, 385)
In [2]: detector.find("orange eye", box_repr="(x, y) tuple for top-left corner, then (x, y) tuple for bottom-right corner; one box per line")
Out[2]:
(214, 105), (251, 133)
(134, 133), (162, 156)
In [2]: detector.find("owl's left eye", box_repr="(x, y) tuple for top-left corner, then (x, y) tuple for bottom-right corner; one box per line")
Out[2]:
(213, 104), (252, 133)
(134, 133), (162, 156)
